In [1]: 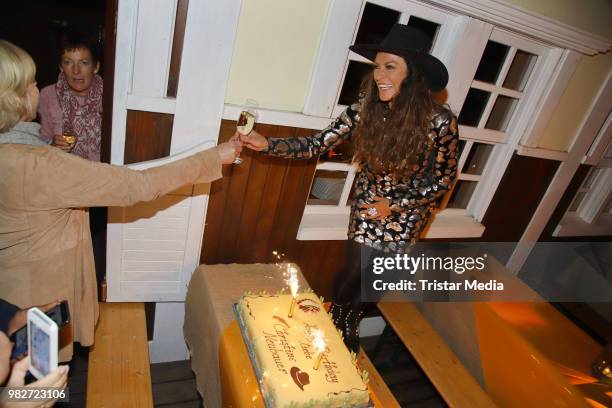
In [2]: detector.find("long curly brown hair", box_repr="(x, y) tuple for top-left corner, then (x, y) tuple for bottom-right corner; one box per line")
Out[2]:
(352, 61), (442, 175)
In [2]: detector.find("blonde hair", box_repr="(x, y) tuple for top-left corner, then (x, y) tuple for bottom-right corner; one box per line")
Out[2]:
(0, 40), (36, 133)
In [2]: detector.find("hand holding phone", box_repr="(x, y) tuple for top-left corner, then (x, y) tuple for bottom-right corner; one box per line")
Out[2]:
(1, 356), (68, 407)
(27, 307), (58, 379)
(9, 301), (69, 361)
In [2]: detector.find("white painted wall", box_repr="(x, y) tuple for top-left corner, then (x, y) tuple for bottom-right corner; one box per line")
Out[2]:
(538, 52), (612, 151)
(224, 0), (330, 111)
(149, 303), (189, 363)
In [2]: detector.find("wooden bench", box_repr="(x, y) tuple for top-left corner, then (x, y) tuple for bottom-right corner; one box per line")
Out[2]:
(87, 302), (153, 408)
(378, 302), (497, 408)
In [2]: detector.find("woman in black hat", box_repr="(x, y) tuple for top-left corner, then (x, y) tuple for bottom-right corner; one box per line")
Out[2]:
(240, 25), (459, 352)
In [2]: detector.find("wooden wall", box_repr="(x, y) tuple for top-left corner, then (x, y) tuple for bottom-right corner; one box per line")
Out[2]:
(479, 154), (560, 242)
(123, 110), (173, 164)
(200, 120), (346, 299)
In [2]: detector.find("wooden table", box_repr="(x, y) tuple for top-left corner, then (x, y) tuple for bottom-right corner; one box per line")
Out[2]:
(184, 263), (309, 408)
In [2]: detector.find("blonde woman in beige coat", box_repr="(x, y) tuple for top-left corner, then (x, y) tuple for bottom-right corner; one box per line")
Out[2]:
(0, 40), (241, 360)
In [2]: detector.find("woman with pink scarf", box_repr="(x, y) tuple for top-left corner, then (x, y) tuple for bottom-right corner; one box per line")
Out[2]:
(37, 32), (107, 295)
(38, 32), (102, 161)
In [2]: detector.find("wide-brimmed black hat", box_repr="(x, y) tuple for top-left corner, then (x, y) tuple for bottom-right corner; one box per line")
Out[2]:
(349, 24), (448, 91)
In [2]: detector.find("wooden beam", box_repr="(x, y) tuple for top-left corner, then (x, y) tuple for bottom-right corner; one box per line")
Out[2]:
(87, 303), (153, 408)
(378, 302), (496, 408)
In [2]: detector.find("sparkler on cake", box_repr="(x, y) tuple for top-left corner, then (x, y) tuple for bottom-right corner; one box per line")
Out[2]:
(311, 328), (326, 370)
(286, 264), (299, 318)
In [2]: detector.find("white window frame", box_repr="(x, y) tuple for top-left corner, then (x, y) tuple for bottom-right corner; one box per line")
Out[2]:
(305, 0), (466, 119)
(554, 167), (612, 237)
(462, 28), (559, 220)
(554, 112), (612, 237)
(305, 162), (357, 214)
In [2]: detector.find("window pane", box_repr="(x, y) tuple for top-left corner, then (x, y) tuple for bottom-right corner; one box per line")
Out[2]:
(485, 95), (518, 131)
(407, 16), (439, 49)
(582, 168), (599, 189)
(474, 41), (510, 84)
(355, 2), (400, 44)
(503, 50), (537, 91)
(338, 61), (373, 106)
(462, 142), (494, 176)
(457, 139), (467, 157)
(568, 191), (586, 212)
(308, 170), (348, 206)
(447, 180), (478, 209)
(458, 88), (490, 127)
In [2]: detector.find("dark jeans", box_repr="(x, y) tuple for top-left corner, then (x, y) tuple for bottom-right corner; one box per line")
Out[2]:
(332, 240), (385, 315)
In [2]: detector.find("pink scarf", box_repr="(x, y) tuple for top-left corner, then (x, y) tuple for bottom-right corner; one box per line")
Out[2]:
(56, 72), (103, 161)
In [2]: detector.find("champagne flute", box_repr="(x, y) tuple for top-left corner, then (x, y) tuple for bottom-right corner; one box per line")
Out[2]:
(234, 99), (258, 164)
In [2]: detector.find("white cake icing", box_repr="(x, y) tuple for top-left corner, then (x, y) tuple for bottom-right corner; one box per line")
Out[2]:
(237, 292), (370, 408)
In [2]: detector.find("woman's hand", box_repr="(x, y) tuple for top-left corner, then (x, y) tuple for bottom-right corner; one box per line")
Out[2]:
(7, 301), (60, 337)
(1, 357), (69, 408)
(238, 130), (268, 151)
(217, 139), (243, 164)
(359, 197), (392, 220)
(50, 134), (72, 152)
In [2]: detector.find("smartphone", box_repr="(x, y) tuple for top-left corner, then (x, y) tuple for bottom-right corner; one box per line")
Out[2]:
(10, 301), (69, 361)
(27, 307), (58, 379)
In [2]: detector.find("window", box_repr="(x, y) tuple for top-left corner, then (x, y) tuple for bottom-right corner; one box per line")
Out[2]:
(455, 29), (546, 212)
(555, 166), (612, 237)
(554, 108), (612, 236)
(332, 0), (454, 117)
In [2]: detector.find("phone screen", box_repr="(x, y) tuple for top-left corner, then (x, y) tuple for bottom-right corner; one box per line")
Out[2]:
(30, 320), (51, 376)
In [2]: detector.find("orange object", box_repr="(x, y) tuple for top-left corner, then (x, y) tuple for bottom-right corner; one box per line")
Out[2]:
(219, 321), (265, 407)
(474, 302), (606, 408)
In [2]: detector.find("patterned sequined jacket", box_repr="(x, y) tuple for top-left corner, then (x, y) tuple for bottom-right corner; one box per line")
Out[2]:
(264, 100), (459, 253)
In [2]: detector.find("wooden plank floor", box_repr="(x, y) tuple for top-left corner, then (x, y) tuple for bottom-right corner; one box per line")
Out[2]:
(150, 360), (201, 407)
(362, 336), (447, 408)
(54, 344), (89, 408)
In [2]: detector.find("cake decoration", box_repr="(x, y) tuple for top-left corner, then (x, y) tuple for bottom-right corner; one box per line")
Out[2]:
(290, 366), (310, 391)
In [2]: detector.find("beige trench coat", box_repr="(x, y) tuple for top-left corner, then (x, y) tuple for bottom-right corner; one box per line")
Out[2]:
(0, 142), (222, 360)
